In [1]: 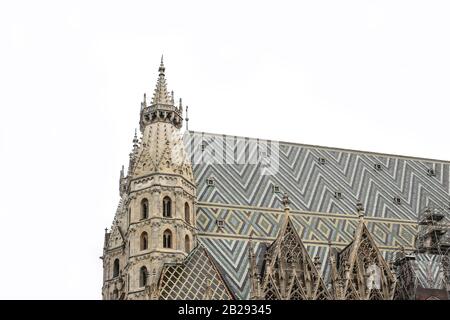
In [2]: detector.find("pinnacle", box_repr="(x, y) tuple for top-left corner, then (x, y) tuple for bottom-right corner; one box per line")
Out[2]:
(152, 57), (172, 105)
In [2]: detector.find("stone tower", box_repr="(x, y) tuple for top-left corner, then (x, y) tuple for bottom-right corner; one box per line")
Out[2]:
(101, 57), (197, 300)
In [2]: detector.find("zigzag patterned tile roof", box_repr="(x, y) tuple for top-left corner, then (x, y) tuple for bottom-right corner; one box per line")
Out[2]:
(414, 253), (447, 289)
(183, 131), (450, 299)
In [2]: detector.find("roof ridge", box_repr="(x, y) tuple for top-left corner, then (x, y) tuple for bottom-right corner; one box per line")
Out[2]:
(187, 130), (450, 164)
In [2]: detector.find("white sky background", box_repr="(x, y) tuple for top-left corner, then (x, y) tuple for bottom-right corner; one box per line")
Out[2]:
(0, 0), (449, 299)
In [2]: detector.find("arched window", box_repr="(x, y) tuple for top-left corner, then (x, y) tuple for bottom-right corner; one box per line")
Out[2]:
(163, 229), (172, 248)
(184, 202), (190, 224)
(163, 196), (172, 217)
(113, 258), (120, 278)
(141, 198), (149, 219)
(366, 263), (381, 290)
(140, 232), (148, 251)
(185, 235), (190, 252)
(139, 266), (148, 287)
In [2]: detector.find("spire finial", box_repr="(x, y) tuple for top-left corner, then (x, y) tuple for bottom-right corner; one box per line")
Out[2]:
(152, 57), (171, 105)
(185, 105), (189, 131)
(141, 93), (147, 110)
(132, 129), (139, 149)
(159, 55), (165, 75)
(144, 57), (183, 129)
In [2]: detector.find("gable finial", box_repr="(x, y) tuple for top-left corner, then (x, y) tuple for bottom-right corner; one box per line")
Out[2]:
(282, 193), (290, 209)
(248, 231), (255, 265)
(248, 231), (256, 262)
(248, 232), (253, 250)
(356, 200), (365, 220)
(281, 193), (291, 225)
(327, 236), (336, 265)
(314, 255), (322, 269)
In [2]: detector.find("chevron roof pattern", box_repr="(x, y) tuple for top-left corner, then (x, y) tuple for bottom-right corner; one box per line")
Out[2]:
(187, 131), (450, 220)
(414, 253), (447, 289)
(184, 131), (450, 299)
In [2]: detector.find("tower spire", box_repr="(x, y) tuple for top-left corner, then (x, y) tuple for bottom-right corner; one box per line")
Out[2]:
(140, 57), (184, 130)
(152, 55), (171, 105)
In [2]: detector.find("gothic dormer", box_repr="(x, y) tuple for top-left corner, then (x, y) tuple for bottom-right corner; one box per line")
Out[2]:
(329, 202), (397, 300)
(139, 56), (183, 132)
(253, 194), (331, 300)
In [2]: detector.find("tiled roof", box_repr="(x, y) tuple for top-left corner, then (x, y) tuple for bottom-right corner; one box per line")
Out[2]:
(158, 244), (233, 300)
(185, 131), (450, 299)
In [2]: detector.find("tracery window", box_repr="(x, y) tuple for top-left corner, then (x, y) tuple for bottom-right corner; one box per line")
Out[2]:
(141, 198), (149, 219)
(163, 196), (172, 217)
(184, 202), (190, 224)
(140, 232), (148, 250)
(163, 229), (173, 248)
(140, 266), (148, 287)
(113, 258), (120, 278)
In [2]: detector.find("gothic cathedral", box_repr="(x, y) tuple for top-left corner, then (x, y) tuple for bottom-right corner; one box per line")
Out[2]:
(102, 59), (450, 300)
